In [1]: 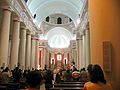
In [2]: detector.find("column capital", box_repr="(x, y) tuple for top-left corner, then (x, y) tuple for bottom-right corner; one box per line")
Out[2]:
(0, 6), (12, 12)
(31, 34), (35, 38)
(27, 32), (32, 35)
(20, 26), (26, 30)
(31, 36), (39, 41)
(13, 18), (21, 22)
(85, 22), (89, 30)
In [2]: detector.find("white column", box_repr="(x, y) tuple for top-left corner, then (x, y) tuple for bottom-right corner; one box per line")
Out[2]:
(79, 35), (83, 69)
(19, 27), (26, 70)
(46, 50), (49, 67)
(71, 48), (74, 62)
(85, 29), (90, 67)
(51, 53), (54, 70)
(30, 37), (36, 70)
(40, 48), (44, 70)
(43, 48), (46, 69)
(76, 39), (80, 69)
(25, 33), (31, 70)
(35, 40), (39, 69)
(44, 48), (47, 65)
(10, 20), (20, 70)
(0, 9), (11, 68)
(82, 34), (86, 68)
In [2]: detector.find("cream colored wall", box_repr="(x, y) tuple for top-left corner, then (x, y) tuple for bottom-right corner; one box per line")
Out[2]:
(89, 0), (120, 90)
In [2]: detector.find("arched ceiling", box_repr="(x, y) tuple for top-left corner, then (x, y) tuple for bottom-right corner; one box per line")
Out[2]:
(27, 0), (84, 26)
(43, 27), (76, 48)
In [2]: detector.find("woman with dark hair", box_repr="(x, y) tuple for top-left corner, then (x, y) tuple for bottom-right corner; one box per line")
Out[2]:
(86, 64), (93, 81)
(83, 64), (112, 90)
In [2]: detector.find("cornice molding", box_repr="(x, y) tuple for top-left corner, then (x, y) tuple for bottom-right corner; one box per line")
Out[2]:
(5, 0), (40, 33)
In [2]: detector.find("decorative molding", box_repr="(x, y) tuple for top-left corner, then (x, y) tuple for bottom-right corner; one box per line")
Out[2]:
(77, 0), (89, 35)
(6, 0), (40, 32)
(41, 20), (75, 35)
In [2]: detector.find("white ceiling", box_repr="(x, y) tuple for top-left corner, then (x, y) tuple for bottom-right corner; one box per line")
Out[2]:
(27, 0), (84, 26)
(45, 27), (75, 48)
(27, 0), (84, 48)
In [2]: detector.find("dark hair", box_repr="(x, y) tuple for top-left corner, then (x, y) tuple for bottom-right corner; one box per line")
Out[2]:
(26, 71), (42, 88)
(3, 67), (9, 72)
(90, 64), (106, 84)
(87, 64), (93, 74)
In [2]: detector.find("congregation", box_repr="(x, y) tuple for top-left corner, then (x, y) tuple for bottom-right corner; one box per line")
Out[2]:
(0, 64), (112, 90)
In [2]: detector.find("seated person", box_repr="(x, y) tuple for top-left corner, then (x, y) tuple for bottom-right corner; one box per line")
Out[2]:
(64, 69), (72, 82)
(26, 70), (42, 90)
(72, 71), (80, 81)
(80, 68), (87, 82)
(0, 67), (10, 83)
(83, 64), (112, 90)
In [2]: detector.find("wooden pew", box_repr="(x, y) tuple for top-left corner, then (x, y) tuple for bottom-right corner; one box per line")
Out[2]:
(51, 81), (85, 90)
(60, 81), (85, 84)
(54, 83), (84, 87)
(0, 83), (20, 90)
(0, 86), (7, 90)
(50, 87), (83, 90)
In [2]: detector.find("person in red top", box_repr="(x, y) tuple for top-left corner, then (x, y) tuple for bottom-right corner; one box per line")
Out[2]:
(83, 64), (112, 90)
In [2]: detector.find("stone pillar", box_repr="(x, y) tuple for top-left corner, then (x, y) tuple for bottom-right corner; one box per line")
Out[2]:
(19, 27), (26, 70)
(43, 48), (46, 69)
(30, 37), (36, 70)
(79, 35), (83, 69)
(50, 52), (54, 69)
(76, 39), (80, 69)
(85, 29), (90, 67)
(72, 49), (74, 62)
(82, 34), (86, 68)
(44, 48), (47, 65)
(25, 33), (31, 70)
(40, 48), (44, 70)
(35, 39), (39, 69)
(46, 50), (49, 67)
(10, 20), (20, 70)
(0, 9), (11, 68)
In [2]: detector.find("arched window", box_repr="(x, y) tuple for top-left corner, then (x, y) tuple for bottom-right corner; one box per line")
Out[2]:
(69, 18), (72, 22)
(57, 17), (62, 24)
(24, 0), (28, 3)
(46, 16), (49, 22)
(34, 14), (36, 19)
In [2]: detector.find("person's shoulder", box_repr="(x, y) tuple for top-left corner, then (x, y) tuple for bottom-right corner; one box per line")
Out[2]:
(106, 83), (112, 89)
(106, 82), (111, 86)
(83, 81), (95, 90)
(84, 81), (94, 86)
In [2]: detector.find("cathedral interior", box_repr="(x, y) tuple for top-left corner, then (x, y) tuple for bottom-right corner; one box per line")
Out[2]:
(0, 0), (120, 90)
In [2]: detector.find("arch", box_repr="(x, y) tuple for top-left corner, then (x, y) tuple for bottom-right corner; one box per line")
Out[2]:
(46, 16), (49, 22)
(57, 17), (62, 24)
(27, 0), (84, 26)
(45, 27), (73, 48)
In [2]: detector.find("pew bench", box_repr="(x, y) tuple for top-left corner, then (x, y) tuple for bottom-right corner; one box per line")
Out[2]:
(54, 83), (84, 87)
(0, 83), (20, 90)
(50, 87), (83, 90)
(60, 82), (85, 84)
